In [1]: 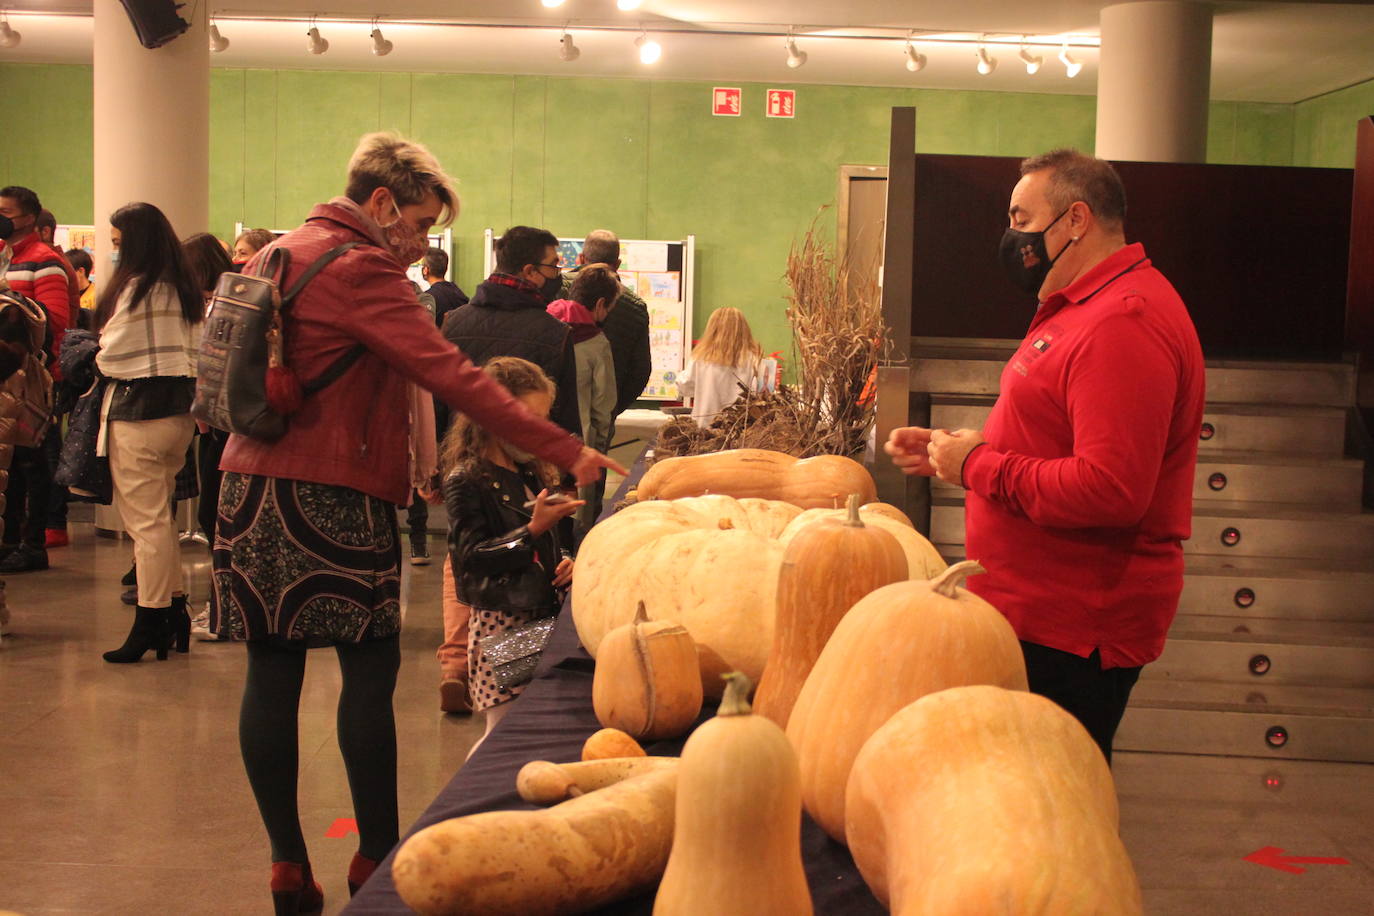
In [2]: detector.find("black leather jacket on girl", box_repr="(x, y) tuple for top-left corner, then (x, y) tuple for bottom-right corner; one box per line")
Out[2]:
(444, 460), (573, 614)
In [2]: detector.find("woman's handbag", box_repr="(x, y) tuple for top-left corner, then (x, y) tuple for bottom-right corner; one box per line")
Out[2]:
(479, 615), (558, 691)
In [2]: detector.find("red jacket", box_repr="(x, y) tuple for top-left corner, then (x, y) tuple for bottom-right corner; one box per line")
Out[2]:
(961, 243), (1206, 669)
(4, 232), (71, 377)
(220, 201), (583, 506)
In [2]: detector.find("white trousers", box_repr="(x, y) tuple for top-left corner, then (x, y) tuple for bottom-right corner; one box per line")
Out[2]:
(107, 415), (195, 609)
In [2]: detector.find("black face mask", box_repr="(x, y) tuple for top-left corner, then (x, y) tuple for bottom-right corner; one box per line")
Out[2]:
(539, 272), (562, 304)
(999, 206), (1074, 295)
(0, 214), (14, 241)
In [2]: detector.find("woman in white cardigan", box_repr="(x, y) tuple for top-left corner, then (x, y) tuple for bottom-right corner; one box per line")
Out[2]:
(676, 306), (775, 426)
(96, 202), (204, 663)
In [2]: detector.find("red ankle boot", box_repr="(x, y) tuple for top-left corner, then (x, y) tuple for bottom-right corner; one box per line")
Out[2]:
(270, 861), (324, 915)
(348, 852), (380, 896)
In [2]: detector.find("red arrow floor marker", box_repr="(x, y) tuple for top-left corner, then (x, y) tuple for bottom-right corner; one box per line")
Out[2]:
(1244, 846), (1351, 875)
(326, 817), (359, 839)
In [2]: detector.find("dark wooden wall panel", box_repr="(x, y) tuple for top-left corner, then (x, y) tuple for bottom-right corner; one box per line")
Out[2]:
(911, 153), (1354, 359)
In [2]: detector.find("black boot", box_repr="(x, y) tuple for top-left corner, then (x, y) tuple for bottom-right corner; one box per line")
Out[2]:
(103, 606), (172, 663)
(167, 595), (191, 654)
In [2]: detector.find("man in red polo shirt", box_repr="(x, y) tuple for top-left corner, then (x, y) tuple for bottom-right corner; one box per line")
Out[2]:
(886, 149), (1205, 763)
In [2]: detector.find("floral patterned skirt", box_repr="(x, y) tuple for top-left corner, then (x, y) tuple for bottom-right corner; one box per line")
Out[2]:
(211, 472), (401, 647)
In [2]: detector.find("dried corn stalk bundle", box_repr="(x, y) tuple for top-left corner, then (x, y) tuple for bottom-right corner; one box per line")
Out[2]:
(652, 215), (888, 462)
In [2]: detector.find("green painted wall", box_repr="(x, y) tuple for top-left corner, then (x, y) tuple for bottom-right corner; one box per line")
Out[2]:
(1293, 78), (1374, 168)
(0, 61), (1341, 356)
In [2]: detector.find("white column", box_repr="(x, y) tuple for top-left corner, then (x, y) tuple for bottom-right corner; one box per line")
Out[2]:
(91, 0), (208, 536)
(1095, 1), (1212, 163)
(92, 0), (209, 268)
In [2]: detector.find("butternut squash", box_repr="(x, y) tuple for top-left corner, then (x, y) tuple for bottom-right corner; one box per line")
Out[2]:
(778, 504), (947, 581)
(637, 448), (877, 509)
(516, 756), (677, 805)
(786, 561), (1028, 843)
(654, 674), (812, 915)
(846, 685), (1143, 915)
(754, 495), (907, 728)
(393, 765), (678, 915)
(593, 602), (704, 740)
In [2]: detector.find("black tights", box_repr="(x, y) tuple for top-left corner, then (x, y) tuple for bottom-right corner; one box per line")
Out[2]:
(240, 636), (402, 865)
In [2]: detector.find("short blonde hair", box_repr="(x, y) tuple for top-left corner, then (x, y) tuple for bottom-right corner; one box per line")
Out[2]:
(345, 131), (460, 227)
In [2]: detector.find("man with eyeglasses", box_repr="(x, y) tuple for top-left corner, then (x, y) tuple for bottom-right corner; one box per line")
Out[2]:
(442, 225), (581, 439)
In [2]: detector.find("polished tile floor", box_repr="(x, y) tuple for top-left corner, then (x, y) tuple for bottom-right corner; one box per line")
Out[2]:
(1, 506), (1372, 914)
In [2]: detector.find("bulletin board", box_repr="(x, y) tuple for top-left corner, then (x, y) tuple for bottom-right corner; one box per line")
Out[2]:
(54, 225), (96, 252)
(483, 230), (696, 401)
(235, 222), (453, 288)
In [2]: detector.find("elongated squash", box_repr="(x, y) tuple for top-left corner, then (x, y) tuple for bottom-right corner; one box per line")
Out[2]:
(654, 674), (812, 915)
(637, 448), (877, 509)
(787, 561), (1028, 843)
(516, 756), (677, 804)
(846, 686), (1143, 915)
(394, 766), (678, 915)
(754, 495), (907, 728)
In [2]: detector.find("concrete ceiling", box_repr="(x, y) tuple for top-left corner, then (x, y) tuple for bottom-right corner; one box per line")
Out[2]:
(2, 1), (1372, 103)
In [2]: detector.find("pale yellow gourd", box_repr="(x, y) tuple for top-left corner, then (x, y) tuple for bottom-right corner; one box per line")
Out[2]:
(786, 561), (1029, 843)
(846, 686), (1143, 915)
(653, 673), (813, 916)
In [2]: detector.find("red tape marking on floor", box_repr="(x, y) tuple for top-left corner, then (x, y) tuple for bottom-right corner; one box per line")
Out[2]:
(1244, 846), (1351, 875)
(326, 817), (358, 838)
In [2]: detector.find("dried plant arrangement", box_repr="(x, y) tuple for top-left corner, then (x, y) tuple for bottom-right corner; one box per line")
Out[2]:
(652, 213), (888, 462)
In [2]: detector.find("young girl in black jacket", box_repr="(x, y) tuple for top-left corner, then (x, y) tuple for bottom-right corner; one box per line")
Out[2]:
(442, 357), (583, 746)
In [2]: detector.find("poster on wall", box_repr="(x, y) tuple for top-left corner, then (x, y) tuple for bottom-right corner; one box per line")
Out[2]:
(484, 230), (696, 401)
(234, 223), (453, 289)
(54, 225), (96, 253)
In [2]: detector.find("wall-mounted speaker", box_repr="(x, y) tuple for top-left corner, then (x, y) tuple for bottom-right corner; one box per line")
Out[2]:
(118, 0), (190, 49)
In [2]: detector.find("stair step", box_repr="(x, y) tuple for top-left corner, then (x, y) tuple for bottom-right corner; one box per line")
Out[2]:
(1169, 614), (1374, 643)
(1115, 702), (1374, 763)
(1148, 633), (1374, 688)
(929, 498), (1374, 564)
(1129, 678), (1374, 717)
(1179, 561), (1374, 621)
(929, 396), (1349, 458)
(913, 354), (1355, 408)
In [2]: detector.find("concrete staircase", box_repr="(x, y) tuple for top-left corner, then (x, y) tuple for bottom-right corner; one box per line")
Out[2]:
(913, 339), (1374, 764)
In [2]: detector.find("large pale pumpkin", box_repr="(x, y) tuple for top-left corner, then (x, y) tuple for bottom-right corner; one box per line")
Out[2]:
(778, 504), (947, 581)
(846, 685), (1143, 915)
(786, 561), (1028, 843)
(573, 495), (797, 693)
(637, 448), (877, 509)
(754, 495), (908, 728)
(654, 674), (812, 915)
(593, 603), (704, 740)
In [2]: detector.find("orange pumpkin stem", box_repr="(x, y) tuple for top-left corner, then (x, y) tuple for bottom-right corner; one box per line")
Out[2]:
(930, 560), (987, 598)
(718, 672), (753, 716)
(843, 493), (864, 527)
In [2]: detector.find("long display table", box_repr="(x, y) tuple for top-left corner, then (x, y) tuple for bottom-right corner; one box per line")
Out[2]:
(345, 458), (885, 915)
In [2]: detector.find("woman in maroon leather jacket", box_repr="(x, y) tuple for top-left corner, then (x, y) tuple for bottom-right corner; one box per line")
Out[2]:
(210, 132), (622, 913)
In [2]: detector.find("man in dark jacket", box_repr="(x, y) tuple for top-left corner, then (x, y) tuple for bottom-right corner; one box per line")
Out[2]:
(561, 229), (652, 421)
(442, 226), (581, 438)
(422, 246), (468, 327)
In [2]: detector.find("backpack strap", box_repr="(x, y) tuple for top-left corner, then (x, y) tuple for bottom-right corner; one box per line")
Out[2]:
(301, 344), (367, 394)
(254, 245), (291, 286)
(282, 241), (363, 304)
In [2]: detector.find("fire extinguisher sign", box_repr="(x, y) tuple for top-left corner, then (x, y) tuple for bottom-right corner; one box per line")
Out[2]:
(766, 89), (796, 119)
(712, 87), (742, 117)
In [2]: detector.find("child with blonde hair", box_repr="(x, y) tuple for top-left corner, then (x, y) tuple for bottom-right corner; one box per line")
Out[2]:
(677, 307), (775, 425)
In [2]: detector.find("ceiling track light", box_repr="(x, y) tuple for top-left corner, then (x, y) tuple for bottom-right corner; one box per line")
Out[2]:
(1018, 38), (1041, 75)
(976, 40), (997, 76)
(635, 32), (661, 65)
(1059, 43), (1083, 78)
(0, 15), (21, 50)
(617, 0), (643, 10)
(208, 21), (230, 53)
(904, 35), (926, 73)
(541, 0), (566, 6)
(559, 28), (580, 62)
(784, 34), (807, 69)
(370, 18), (392, 56)
(306, 17), (329, 55)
